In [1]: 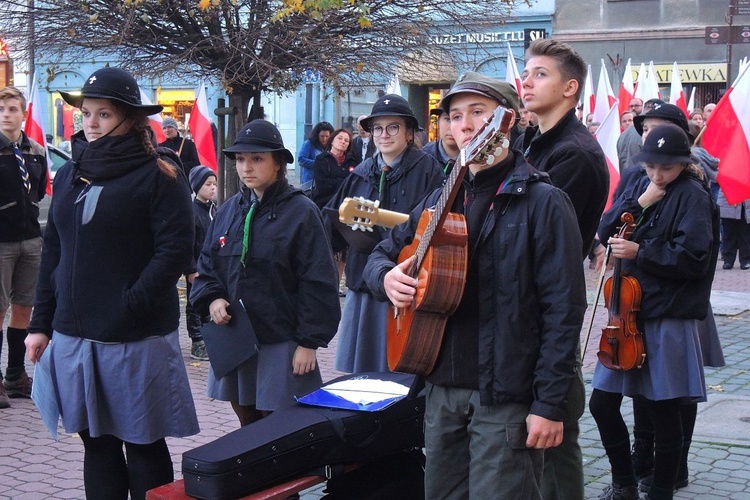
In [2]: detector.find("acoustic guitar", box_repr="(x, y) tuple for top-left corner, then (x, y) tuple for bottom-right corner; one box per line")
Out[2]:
(387, 105), (514, 375)
(339, 197), (409, 230)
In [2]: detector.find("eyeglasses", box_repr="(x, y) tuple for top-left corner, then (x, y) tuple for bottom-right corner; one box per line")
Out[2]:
(372, 124), (401, 137)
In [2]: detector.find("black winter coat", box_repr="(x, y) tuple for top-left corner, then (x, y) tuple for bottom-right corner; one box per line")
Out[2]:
(311, 151), (357, 209)
(0, 131), (48, 242)
(29, 131), (194, 341)
(598, 171), (719, 321)
(364, 152), (587, 421)
(190, 179), (340, 349)
(323, 147), (444, 292)
(159, 136), (200, 175)
(518, 108), (609, 258)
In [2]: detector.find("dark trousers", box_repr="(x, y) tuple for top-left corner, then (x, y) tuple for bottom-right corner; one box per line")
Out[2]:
(185, 279), (203, 342)
(721, 215), (750, 266)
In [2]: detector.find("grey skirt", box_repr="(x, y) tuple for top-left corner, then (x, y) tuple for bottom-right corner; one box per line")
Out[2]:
(334, 290), (390, 373)
(50, 330), (199, 444)
(592, 317), (707, 402)
(207, 340), (322, 411)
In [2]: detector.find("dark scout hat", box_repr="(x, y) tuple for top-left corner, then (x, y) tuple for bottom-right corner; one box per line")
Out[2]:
(440, 71), (520, 114)
(360, 94), (419, 132)
(633, 102), (690, 136)
(59, 67), (163, 115)
(223, 119), (294, 164)
(633, 123), (694, 165)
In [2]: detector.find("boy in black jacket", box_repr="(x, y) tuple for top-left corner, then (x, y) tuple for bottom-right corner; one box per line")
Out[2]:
(186, 165), (217, 360)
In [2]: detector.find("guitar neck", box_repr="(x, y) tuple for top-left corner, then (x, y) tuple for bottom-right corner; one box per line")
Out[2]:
(376, 209), (410, 229)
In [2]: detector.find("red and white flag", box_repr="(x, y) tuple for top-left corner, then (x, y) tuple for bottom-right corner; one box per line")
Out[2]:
(594, 100), (621, 211)
(633, 62), (647, 101)
(686, 87), (696, 116)
(188, 82), (217, 171)
(581, 64), (595, 123)
(669, 62), (687, 115)
(139, 89), (166, 143)
(703, 63), (750, 204)
(505, 42), (524, 100)
(645, 61), (662, 102)
(24, 76), (53, 195)
(618, 58), (635, 117)
(594, 60), (617, 124)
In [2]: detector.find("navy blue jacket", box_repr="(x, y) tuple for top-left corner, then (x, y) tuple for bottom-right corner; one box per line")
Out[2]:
(518, 108), (609, 258)
(323, 147), (444, 292)
(29, 131), (193, 341)
(0, 131), (48, 242)
(364, 152), (587, 421)
(190, 179), (340, 349)
(599, 170), (719, 321)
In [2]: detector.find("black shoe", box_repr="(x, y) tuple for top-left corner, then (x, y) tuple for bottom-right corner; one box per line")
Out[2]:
(741, 263), (750, 270)
(638, 474), (688, 493)
(723, 262), (733, 270)
(599, 483), (639, 500)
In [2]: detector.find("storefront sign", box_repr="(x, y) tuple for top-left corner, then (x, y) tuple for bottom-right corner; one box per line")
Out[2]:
(632, 63), (727, 84)
(430, 31), (525, 45)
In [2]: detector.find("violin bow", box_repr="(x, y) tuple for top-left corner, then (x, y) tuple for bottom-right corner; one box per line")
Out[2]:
(582, 245), (612, 358)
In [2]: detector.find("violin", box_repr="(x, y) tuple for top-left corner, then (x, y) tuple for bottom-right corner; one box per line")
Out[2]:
(598, 212), (646, 371)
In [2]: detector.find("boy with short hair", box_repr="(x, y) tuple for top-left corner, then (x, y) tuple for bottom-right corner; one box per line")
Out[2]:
(185, 165), (217, 360)
(0, 86), (48, 407)
(519, 38), (609, 500)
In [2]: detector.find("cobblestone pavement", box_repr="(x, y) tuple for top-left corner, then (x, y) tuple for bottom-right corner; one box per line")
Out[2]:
(1, 263), (748, 499)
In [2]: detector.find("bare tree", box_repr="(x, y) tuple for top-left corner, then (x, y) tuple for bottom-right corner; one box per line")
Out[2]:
(2, 0), (526, 117)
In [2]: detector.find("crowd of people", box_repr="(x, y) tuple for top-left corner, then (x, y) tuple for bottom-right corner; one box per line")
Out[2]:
(0, 36), (742, 500)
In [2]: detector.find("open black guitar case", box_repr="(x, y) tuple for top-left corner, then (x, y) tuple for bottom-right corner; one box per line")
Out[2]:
(182, 371), (425, 499)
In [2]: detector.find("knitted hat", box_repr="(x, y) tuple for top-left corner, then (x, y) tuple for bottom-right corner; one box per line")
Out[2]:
(360, 94), (419, 132)
(223, 119), (294, 164)
(632, 123), (694, 165)
(440, 72), (520, 114)
(188, 165), (216, 195)
(59, 67), (163, 115)
(162, 117), (179, 130)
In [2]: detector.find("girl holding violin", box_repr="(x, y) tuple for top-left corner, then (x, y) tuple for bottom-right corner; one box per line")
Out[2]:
(589, 123), (719, 500)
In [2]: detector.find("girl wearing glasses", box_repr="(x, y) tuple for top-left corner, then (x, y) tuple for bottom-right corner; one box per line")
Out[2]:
(324, 93), (444, 373)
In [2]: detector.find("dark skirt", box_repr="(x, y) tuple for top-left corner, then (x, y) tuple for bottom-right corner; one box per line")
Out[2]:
(334, 290), (390, 373)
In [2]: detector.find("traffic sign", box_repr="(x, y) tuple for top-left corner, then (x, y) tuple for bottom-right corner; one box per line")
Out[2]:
(734, 25), (750, 43)
(706, 26), (729, 44)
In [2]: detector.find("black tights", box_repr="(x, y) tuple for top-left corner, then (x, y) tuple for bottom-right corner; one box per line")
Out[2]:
(79, 429), (173, 500)
(590, 390), (683, 498)
(633, 398), (697, 479)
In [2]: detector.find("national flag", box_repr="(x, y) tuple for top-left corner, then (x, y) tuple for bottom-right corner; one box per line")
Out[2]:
(686, 87), (696, 116)
(618, 58), (635, 117)
(645, 61), (662, 102)
(669, 62), (688, 116)
(593, 100), (621, 211)
(594, 60), (617, 124)
(702, 63), (750, 204)
(139, 88), (166, 143)
(188, 82), (217, 171)
(386, 74), (402, 96)
(633, 62), (647, 101)
(581, 64), (595, 123)
(24, 76), (53, 195)
(505, 42), (524, 100)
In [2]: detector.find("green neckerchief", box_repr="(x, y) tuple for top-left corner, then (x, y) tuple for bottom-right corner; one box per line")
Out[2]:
(241, 199), (259, 267)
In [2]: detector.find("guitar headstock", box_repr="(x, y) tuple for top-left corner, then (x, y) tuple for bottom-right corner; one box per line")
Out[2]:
(462, 106), (514, 170)
(339, 196), (380, 232)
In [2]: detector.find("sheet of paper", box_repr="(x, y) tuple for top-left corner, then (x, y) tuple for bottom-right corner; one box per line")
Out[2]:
(322, 379), (410, 405)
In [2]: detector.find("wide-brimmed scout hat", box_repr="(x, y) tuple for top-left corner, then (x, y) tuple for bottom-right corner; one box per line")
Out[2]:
(440, 71), (520, 114)
(223, 119), (294, 164)
(632, 123), (695, 165)
(59, 67), (163, 115)
(360, 94), (419, 132)
(633, 102), (690, 136)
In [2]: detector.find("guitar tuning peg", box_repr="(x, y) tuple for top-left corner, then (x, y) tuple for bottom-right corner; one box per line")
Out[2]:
(373, 200), (380, 208)
(502, 138), (510, 149)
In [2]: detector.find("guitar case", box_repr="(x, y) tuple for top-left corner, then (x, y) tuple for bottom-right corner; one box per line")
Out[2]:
(182, 372), (425, 500)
